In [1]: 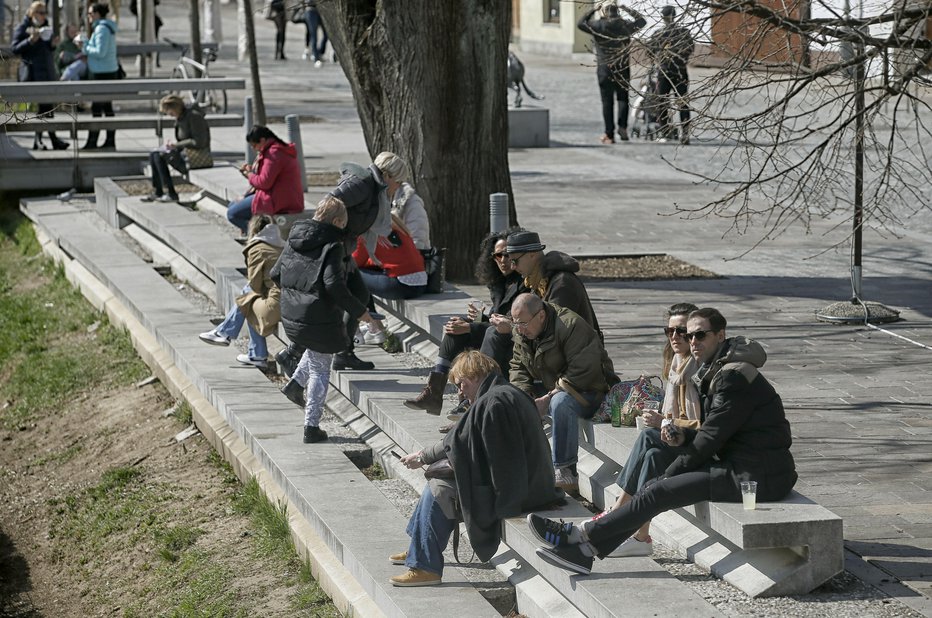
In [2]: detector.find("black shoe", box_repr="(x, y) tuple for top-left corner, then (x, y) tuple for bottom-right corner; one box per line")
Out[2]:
(617, 127), (629, 141)
(81, 143), (100, 151)
(527, 513), (574, 548)
(275, 349), (300, 378)
(332, 351), (374, 371)
(303, 425), (328, 443)
(445, 398), (470, 421)
(51, 138), (70, 150)
(281, 378), (306, 408)
(535, 544), (593, 575)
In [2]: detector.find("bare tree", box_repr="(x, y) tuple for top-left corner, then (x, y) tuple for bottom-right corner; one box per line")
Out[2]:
(653, 0), (932, 256)
(315, 0), (516, 280)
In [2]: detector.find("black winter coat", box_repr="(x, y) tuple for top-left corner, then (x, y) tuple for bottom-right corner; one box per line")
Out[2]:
(486, 271), (527, 319)
(329, 164), (384, 242)
(444, 373), (563, 561)
(271, 220), (368, 353)
(665, 337), (797, 502)
(540, 251), (602, 337)
(12, 17), (56, 81)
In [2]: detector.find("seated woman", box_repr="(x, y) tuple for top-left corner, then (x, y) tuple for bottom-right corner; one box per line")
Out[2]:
(353, 214), (427, 301)
(198, 215), (283, 369)
(589, 302), (700, 557)
(142, 94), (213, 203)
(375, 151), (431, 251)
(391, 350), (562, 587)
(271, 197), (377, 443)
(403, 228), (527, 416)
(227, 125), (304, 234)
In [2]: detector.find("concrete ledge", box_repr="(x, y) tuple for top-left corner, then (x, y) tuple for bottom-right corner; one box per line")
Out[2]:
(508, 106), (550, 148)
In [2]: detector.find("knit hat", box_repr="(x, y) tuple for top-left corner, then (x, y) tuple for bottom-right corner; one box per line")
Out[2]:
(506, 231), (546, 254)
(661, 5), (676, 17)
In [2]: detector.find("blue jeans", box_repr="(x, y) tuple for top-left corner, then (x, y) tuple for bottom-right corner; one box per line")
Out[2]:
(359, 270), (426, 300)
(214, 285), (267, 360)
(550, 390), (603, 469)
(227, 193), (254, 232)
(615, 428), (677, 495)
(303, 8), (327, 59)
(405, 487), (455, 576)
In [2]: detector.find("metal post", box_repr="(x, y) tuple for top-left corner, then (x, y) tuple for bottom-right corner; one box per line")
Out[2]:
(244, 96), (255, 165)
(285, 114), (307, 192)
(851, 41), (865, 302)
(489, 193), (509, 233)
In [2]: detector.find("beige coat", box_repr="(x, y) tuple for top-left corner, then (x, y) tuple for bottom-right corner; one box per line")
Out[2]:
(235, 236), (283, 337)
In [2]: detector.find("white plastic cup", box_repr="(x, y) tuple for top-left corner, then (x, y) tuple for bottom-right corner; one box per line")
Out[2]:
(635, 415), (645, 432)
(741, 481), (758, 510)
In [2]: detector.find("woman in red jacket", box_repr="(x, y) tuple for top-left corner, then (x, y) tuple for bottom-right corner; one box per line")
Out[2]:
(227, 125), (304, 233)
(353, 214), (427, 300)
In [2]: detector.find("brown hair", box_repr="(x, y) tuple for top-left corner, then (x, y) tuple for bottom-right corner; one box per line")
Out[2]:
(159, 94), (185, 116)
(449, 350), (500, 383)
(247, 215), (275, 239)
(661, 302), (699, 376)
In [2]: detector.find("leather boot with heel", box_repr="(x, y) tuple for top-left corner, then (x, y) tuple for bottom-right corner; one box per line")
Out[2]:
(403, 371), (447, 415)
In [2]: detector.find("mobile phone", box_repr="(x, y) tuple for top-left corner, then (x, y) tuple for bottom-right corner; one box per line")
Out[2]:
(390, 450), (402, 459)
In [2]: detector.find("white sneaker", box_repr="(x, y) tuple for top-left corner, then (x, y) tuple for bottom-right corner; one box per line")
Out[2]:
(302, 48), (310, 60)
(236, 353), (268, 369)
(609, 535), (653, 557)
(364, 328), (385, 345)
(314, 59), (323, 68)
(554, 468), (578, 493)
(353, 326), (366, 345)
(198, 330), (230, 346)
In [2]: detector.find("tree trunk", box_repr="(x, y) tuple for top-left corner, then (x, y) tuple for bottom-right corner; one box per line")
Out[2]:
(316, 1), (516, 280)
(240, 0), (266, 124)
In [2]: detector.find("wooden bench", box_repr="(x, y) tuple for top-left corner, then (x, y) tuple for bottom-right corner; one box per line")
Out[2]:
(577, 422), (843, 597)
(2, 113), (244, 141)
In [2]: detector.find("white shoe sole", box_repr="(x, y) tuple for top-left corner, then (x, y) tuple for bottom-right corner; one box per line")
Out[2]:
(608, 542), (653, 558)
(198, 333), (229, 346)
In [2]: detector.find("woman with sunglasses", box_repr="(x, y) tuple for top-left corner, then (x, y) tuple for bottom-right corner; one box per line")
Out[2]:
(404, 227), (528, 417)
(588, 302), (701, 557)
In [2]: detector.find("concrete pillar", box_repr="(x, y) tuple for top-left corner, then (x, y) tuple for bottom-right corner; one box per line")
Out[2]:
(489, 193), (509, 233)
(285, 115), (307, 192)
(202, 0), (222, 44)
(244, 96), (255, 165)
(237, 0), (247, 61)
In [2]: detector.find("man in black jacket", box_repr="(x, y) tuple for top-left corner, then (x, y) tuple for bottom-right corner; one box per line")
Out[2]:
(527, 307), (797, 575)
(390, 351), (562, 587)
(578, 1), (646, 144)
(649, 5), (695, 144)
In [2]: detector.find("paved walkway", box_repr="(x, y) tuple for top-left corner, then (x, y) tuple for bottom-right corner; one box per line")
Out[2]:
(9, 2), (932, 609)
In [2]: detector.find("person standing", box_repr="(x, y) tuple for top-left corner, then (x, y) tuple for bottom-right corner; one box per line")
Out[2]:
(266, 0), (288, 60)
(82, 2), (119, 151)
(12, 1), (69, 151)
(650, 5), (695, 144)
(577, 1), (646, 144)
(301, 0), (328, 66)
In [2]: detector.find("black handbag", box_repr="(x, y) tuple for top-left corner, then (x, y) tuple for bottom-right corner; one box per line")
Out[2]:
(423, 458), (454, 480)
(420, 248), (446, 294)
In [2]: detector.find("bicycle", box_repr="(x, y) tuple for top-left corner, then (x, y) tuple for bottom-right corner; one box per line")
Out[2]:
(166, 38), (228, 114)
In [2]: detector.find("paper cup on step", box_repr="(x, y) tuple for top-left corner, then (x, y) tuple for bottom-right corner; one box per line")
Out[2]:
(634, 415), (645, 432)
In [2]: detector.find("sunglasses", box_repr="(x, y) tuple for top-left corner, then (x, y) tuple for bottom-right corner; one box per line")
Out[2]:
(685, 329), (717, 342)
(493, 252), (509, 260)
(663, 326), (687, 337)
(510, 253), (525, 265)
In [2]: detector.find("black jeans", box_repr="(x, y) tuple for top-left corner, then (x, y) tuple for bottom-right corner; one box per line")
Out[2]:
(597, 63), (631, 135)
(342, 264), (371, 353)
(657, 65), (690, 132)
(587, 469), (714, 557)
(88, 70), (119, 147)
(148, 150), (186, 198)
(479, 327), (514, 376)
(438, 321), (490, 363)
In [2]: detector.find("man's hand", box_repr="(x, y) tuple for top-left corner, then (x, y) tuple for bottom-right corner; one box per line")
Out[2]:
(400, 452), (422, 469)
(489, 313), (512, 334)
(443, 317), (470, 336)
(642, 410), (663, 428)
(661, 425), (684, 446)
(534, 393), (552, 418)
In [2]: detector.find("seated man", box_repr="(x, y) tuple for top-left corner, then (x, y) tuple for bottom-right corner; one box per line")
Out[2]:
(509, 293), (615, 492)
(390, 350), (562, 587)
(527, 307), (798, 575)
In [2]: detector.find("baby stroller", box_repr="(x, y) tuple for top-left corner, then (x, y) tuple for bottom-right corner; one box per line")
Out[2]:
(629, 65), (665, 140)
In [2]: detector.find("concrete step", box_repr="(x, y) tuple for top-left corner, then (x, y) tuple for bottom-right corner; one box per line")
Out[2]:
(21, 198), (501, 618)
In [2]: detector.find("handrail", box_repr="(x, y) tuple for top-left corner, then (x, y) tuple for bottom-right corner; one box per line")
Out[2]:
(0, 78), (246, 103)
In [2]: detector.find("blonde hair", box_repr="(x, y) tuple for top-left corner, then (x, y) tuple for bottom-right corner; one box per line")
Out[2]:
(158, 95), (186, 115)
(247, 215), (275, 239)
(27, 1), (47, 17)
(314, 196), (348, 227)
(449, 350), (500, 384)
(373, 151), (409, 183)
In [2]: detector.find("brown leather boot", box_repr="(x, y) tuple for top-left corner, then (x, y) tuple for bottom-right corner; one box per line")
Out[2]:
(403, 371), (447, 415)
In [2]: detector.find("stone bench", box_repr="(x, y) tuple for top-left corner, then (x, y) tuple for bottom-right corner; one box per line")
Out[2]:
(0, 77), (245, 104)
(3, 113), (245, 141)
(21, 198), (501, 618)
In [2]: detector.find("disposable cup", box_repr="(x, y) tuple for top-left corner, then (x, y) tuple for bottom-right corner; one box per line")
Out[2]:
(741, 481), (758, 510)
(635, 415), (645, 432)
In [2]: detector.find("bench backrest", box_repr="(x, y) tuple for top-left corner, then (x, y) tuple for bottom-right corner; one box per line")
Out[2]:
(0, 77), (245, 104)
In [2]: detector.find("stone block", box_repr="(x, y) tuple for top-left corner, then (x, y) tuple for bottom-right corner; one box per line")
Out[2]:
(509, 106), (550, 148)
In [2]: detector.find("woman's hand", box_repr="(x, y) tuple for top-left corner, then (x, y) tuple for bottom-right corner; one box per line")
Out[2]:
(239, 162), (251, 176)
(443, 317), (470, 336)
(400, 452), (422, 469)
(465, 302), (484, 322)
(642, 410), (663, 428)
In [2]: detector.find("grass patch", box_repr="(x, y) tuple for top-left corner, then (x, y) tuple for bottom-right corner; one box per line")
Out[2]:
(175, 401), (194, 426)
(32, 442), (83, 467)
(156, 525), (204, 563)
(361, 462), (388, 481)
(380, 330), (403, 354)
(234, 477), (293, 561)
(0, 215), (148, 429)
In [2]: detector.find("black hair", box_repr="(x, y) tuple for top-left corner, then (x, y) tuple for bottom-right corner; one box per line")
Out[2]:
(662, 302), (700, 374)
(665, 302), (699, 319)
(474, 225), (525, 286)
(245, 125), (285, 146)
(689, 307), (727, 332)
(90, 2), (109, 17)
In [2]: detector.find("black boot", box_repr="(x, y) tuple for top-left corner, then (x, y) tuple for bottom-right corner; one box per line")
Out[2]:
(280, 378), (306, 408)
(303, 425), (328, 443)
(32, 133), (47, 150)
(100, 131), (116, 151)
(332, 351), (374, 371)
(49, 132), (69, 150)
(403, 371), (447, 415)
(82, 131), (100, 150)
(275, 345), (303, 378)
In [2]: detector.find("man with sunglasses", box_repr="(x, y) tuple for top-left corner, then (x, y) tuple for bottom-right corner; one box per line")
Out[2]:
(509, 294), (616, 492)
(526, 307), (797, 575)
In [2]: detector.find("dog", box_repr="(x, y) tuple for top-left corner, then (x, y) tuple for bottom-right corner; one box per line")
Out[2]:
(507, 51), (544, 108)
